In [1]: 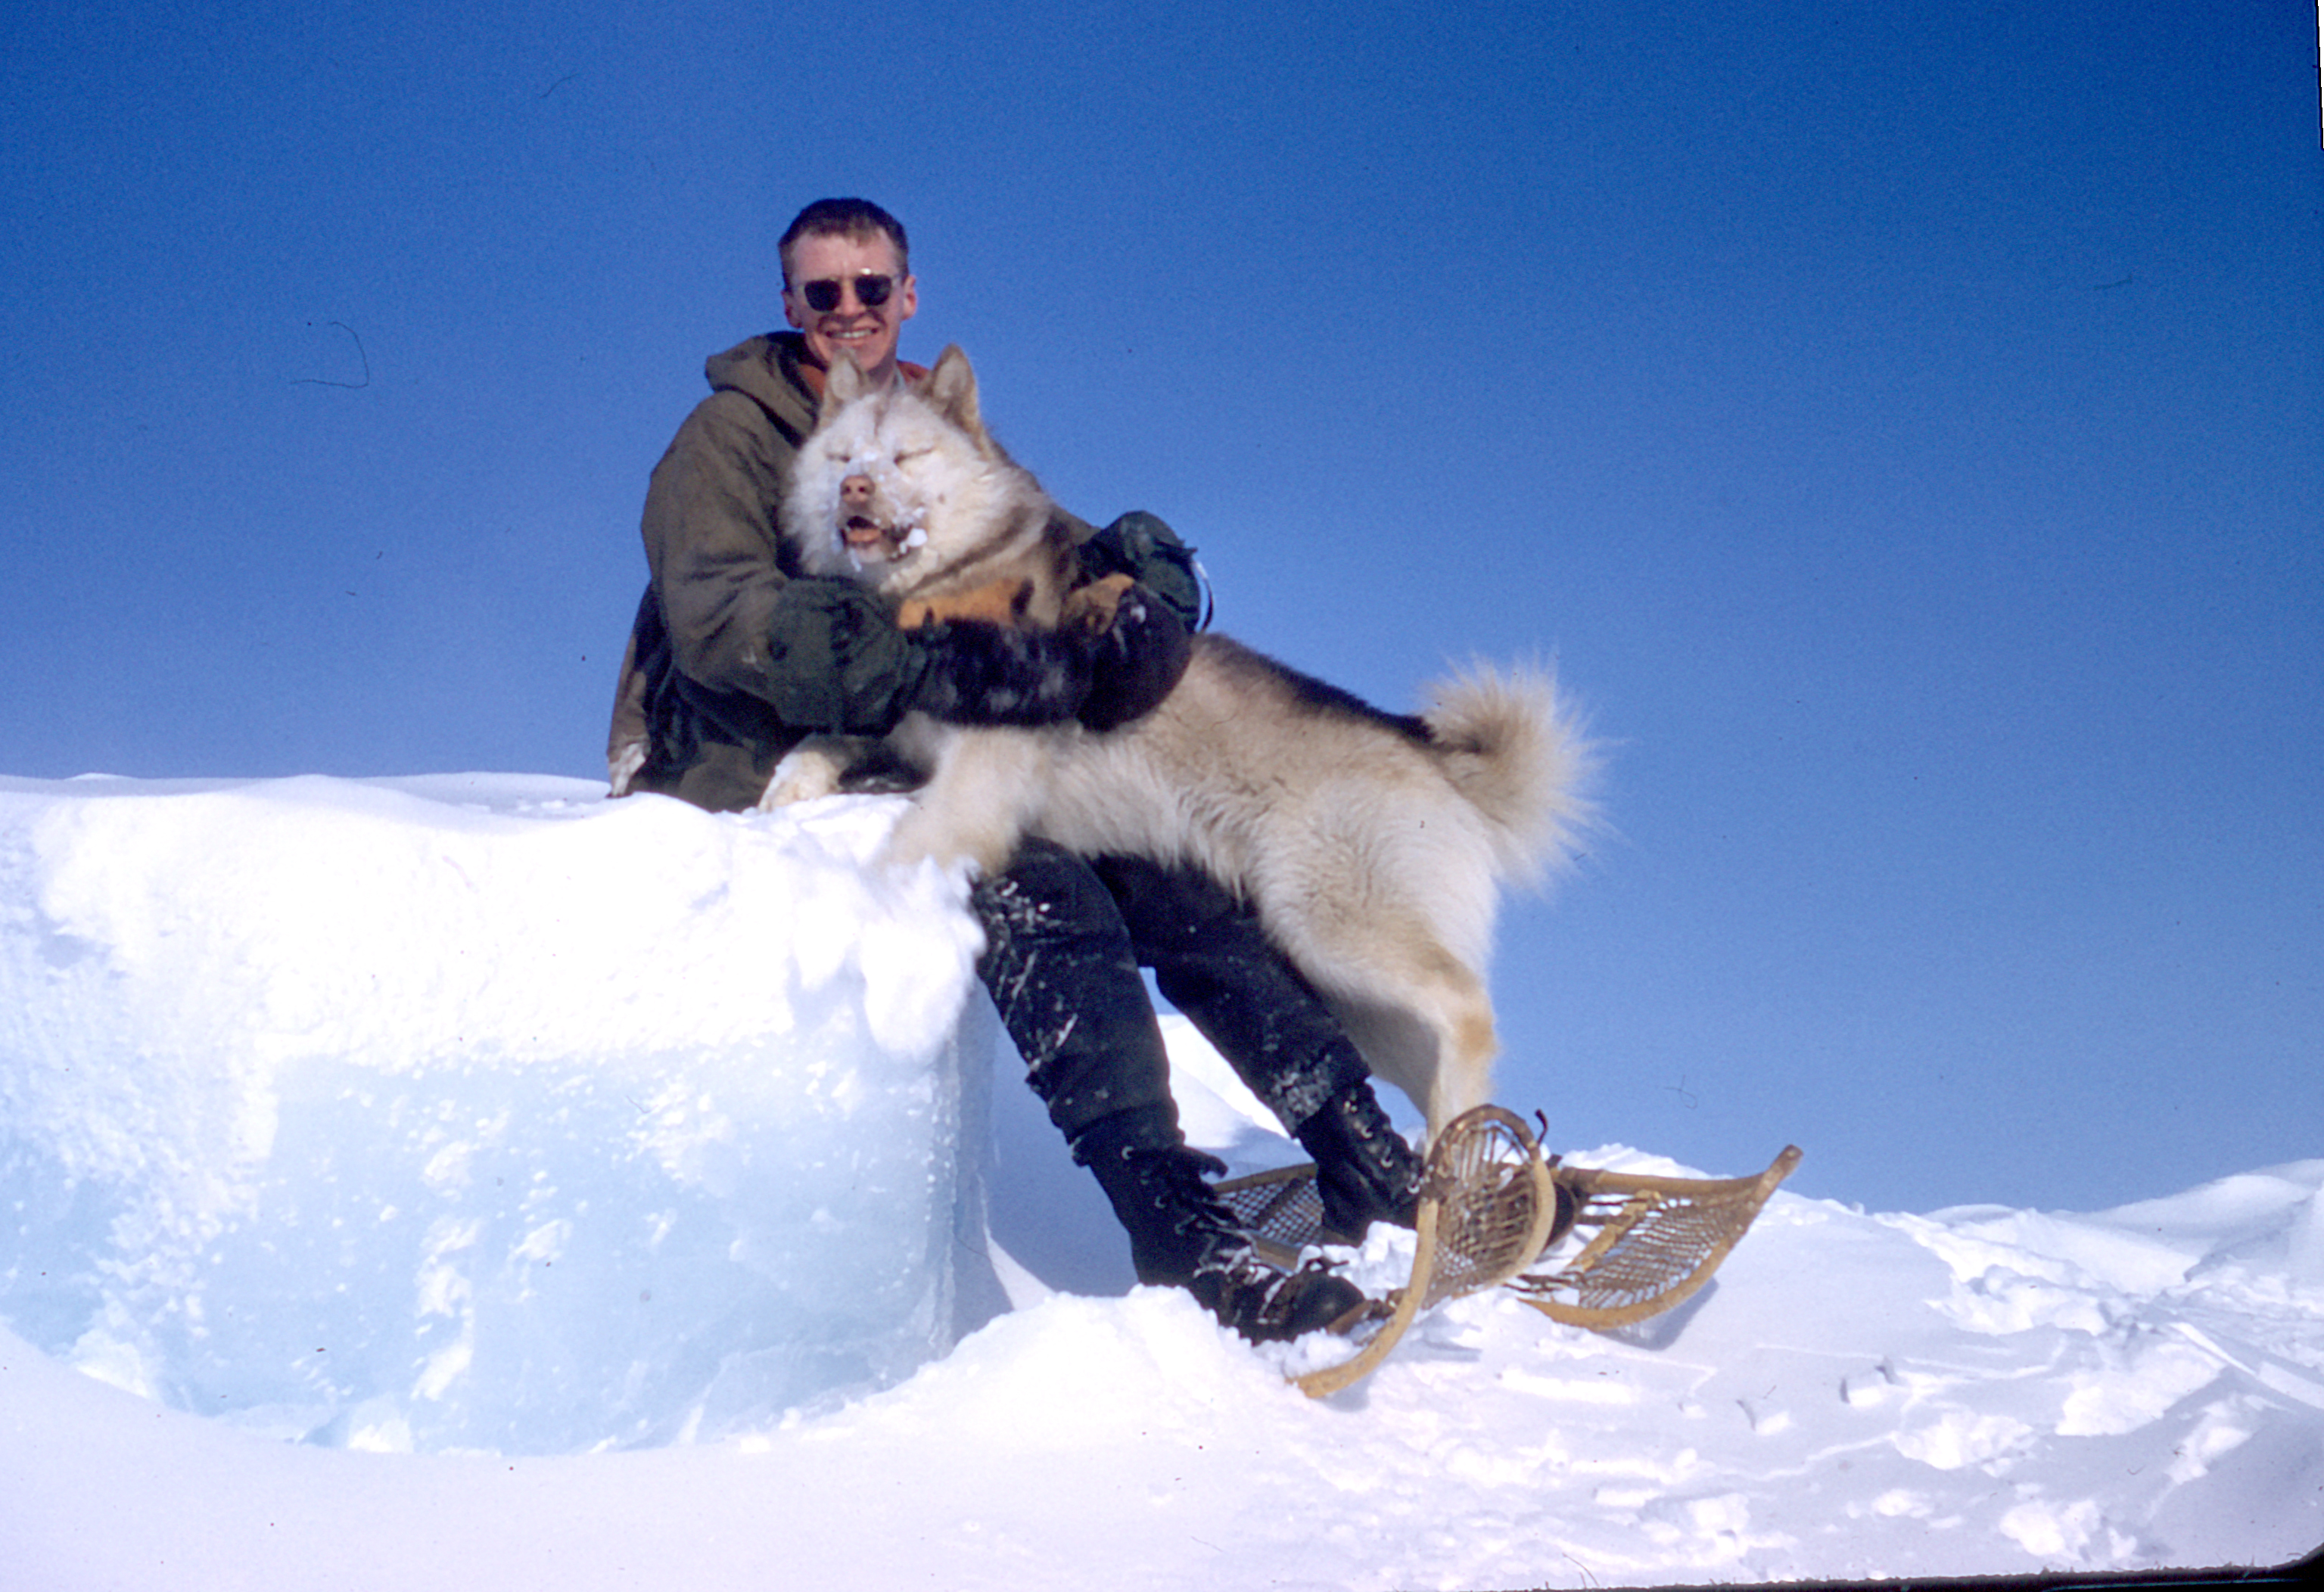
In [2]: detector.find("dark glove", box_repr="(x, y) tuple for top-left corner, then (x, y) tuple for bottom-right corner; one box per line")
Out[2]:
(912, 620), (1094, 726)
(762, 578), (931, 734)
(1078, 583), (1192, 731)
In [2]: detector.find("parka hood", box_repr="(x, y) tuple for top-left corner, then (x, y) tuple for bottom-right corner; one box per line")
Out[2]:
(704, 332), (820, 437)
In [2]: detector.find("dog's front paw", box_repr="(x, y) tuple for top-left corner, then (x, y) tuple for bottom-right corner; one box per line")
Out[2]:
(1062, 572), (1137, 633)
(760, 747), (845, 811)
(898, 577), (1035, 632)
(879, 818), (963, 875)
(880, 809), (1012, 879)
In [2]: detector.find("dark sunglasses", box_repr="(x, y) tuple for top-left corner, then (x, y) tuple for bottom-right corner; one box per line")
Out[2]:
(797, 274), (895, 312)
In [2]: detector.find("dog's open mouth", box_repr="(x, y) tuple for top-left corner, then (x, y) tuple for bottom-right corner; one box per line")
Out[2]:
(842, 515), (924, 564)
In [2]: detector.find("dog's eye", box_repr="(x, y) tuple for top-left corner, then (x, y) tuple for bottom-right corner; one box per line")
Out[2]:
(892, 448), (926, 465)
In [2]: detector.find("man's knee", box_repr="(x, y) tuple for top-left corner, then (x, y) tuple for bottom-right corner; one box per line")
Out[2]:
(972, 840), (1132, 968)
(970, 840), (1175, 1142)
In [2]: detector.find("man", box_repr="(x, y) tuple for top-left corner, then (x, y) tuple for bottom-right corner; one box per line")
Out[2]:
(608, 198), (1422, 1342)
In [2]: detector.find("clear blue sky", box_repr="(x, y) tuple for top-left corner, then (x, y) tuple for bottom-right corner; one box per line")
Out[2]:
(5, 1), (2319, 1214)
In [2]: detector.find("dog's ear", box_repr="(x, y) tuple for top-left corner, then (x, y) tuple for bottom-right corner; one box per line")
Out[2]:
(824, 353), (870, 417)
(922, 346), (993, 451)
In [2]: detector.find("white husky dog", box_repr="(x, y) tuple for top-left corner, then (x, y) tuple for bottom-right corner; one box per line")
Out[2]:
(762, 347), (1593, 1133)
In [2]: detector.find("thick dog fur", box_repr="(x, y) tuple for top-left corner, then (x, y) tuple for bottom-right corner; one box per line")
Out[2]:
(764, 347), (1594, 1133)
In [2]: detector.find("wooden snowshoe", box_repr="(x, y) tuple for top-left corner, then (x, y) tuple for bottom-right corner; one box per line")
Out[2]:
(1212, 1108), (1802, 1396)
(1505, 1143), (1804, 1329)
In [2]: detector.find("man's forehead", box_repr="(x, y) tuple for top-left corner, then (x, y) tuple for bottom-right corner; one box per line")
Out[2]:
(788, 228), (903, 275)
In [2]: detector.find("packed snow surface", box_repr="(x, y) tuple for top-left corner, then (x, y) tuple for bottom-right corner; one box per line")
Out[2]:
(2, 773), (2319, 1588)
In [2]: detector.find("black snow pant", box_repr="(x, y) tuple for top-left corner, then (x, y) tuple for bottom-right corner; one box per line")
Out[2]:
(970, 841), (1369, 1158)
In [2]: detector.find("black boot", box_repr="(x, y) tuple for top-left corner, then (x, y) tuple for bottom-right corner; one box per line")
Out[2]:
(1079, 1108), (1370, 1342)
(1296, 1083), (1425, 1244)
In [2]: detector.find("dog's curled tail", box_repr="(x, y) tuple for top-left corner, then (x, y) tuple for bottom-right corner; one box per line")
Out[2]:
(1422, 663), (1598, 885)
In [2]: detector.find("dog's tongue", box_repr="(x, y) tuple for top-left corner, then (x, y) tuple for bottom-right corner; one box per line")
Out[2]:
(843, 516), (891, 552)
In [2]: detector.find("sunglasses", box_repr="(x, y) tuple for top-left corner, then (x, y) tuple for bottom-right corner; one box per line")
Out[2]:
(796, 274), (896, 313)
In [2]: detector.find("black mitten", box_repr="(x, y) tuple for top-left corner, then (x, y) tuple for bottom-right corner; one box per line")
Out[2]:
(913, 620), (1093, 726)
(1081, 511), (1206, 631)
(1078, 584), (1192, 732)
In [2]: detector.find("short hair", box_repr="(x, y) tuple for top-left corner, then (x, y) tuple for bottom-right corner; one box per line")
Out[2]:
(779, 198), (910, 287)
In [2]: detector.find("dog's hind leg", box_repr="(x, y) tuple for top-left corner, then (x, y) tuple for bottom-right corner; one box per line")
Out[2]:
(1423, 970), (1501, 1131)
(1283, 914), (1501, 1141)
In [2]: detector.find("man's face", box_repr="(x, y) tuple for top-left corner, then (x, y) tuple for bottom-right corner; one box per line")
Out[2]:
(782, 230), (918, 385)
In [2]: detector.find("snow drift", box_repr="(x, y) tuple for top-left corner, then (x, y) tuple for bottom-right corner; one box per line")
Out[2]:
(2, 773), (2319, 1588)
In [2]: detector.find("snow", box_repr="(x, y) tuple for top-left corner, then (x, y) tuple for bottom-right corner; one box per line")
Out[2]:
(2, 774), (2319, 1587)
(1, 773), (997, 1451)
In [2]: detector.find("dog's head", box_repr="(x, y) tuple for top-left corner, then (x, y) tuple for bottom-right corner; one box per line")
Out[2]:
(781, 345), (1046, 598)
